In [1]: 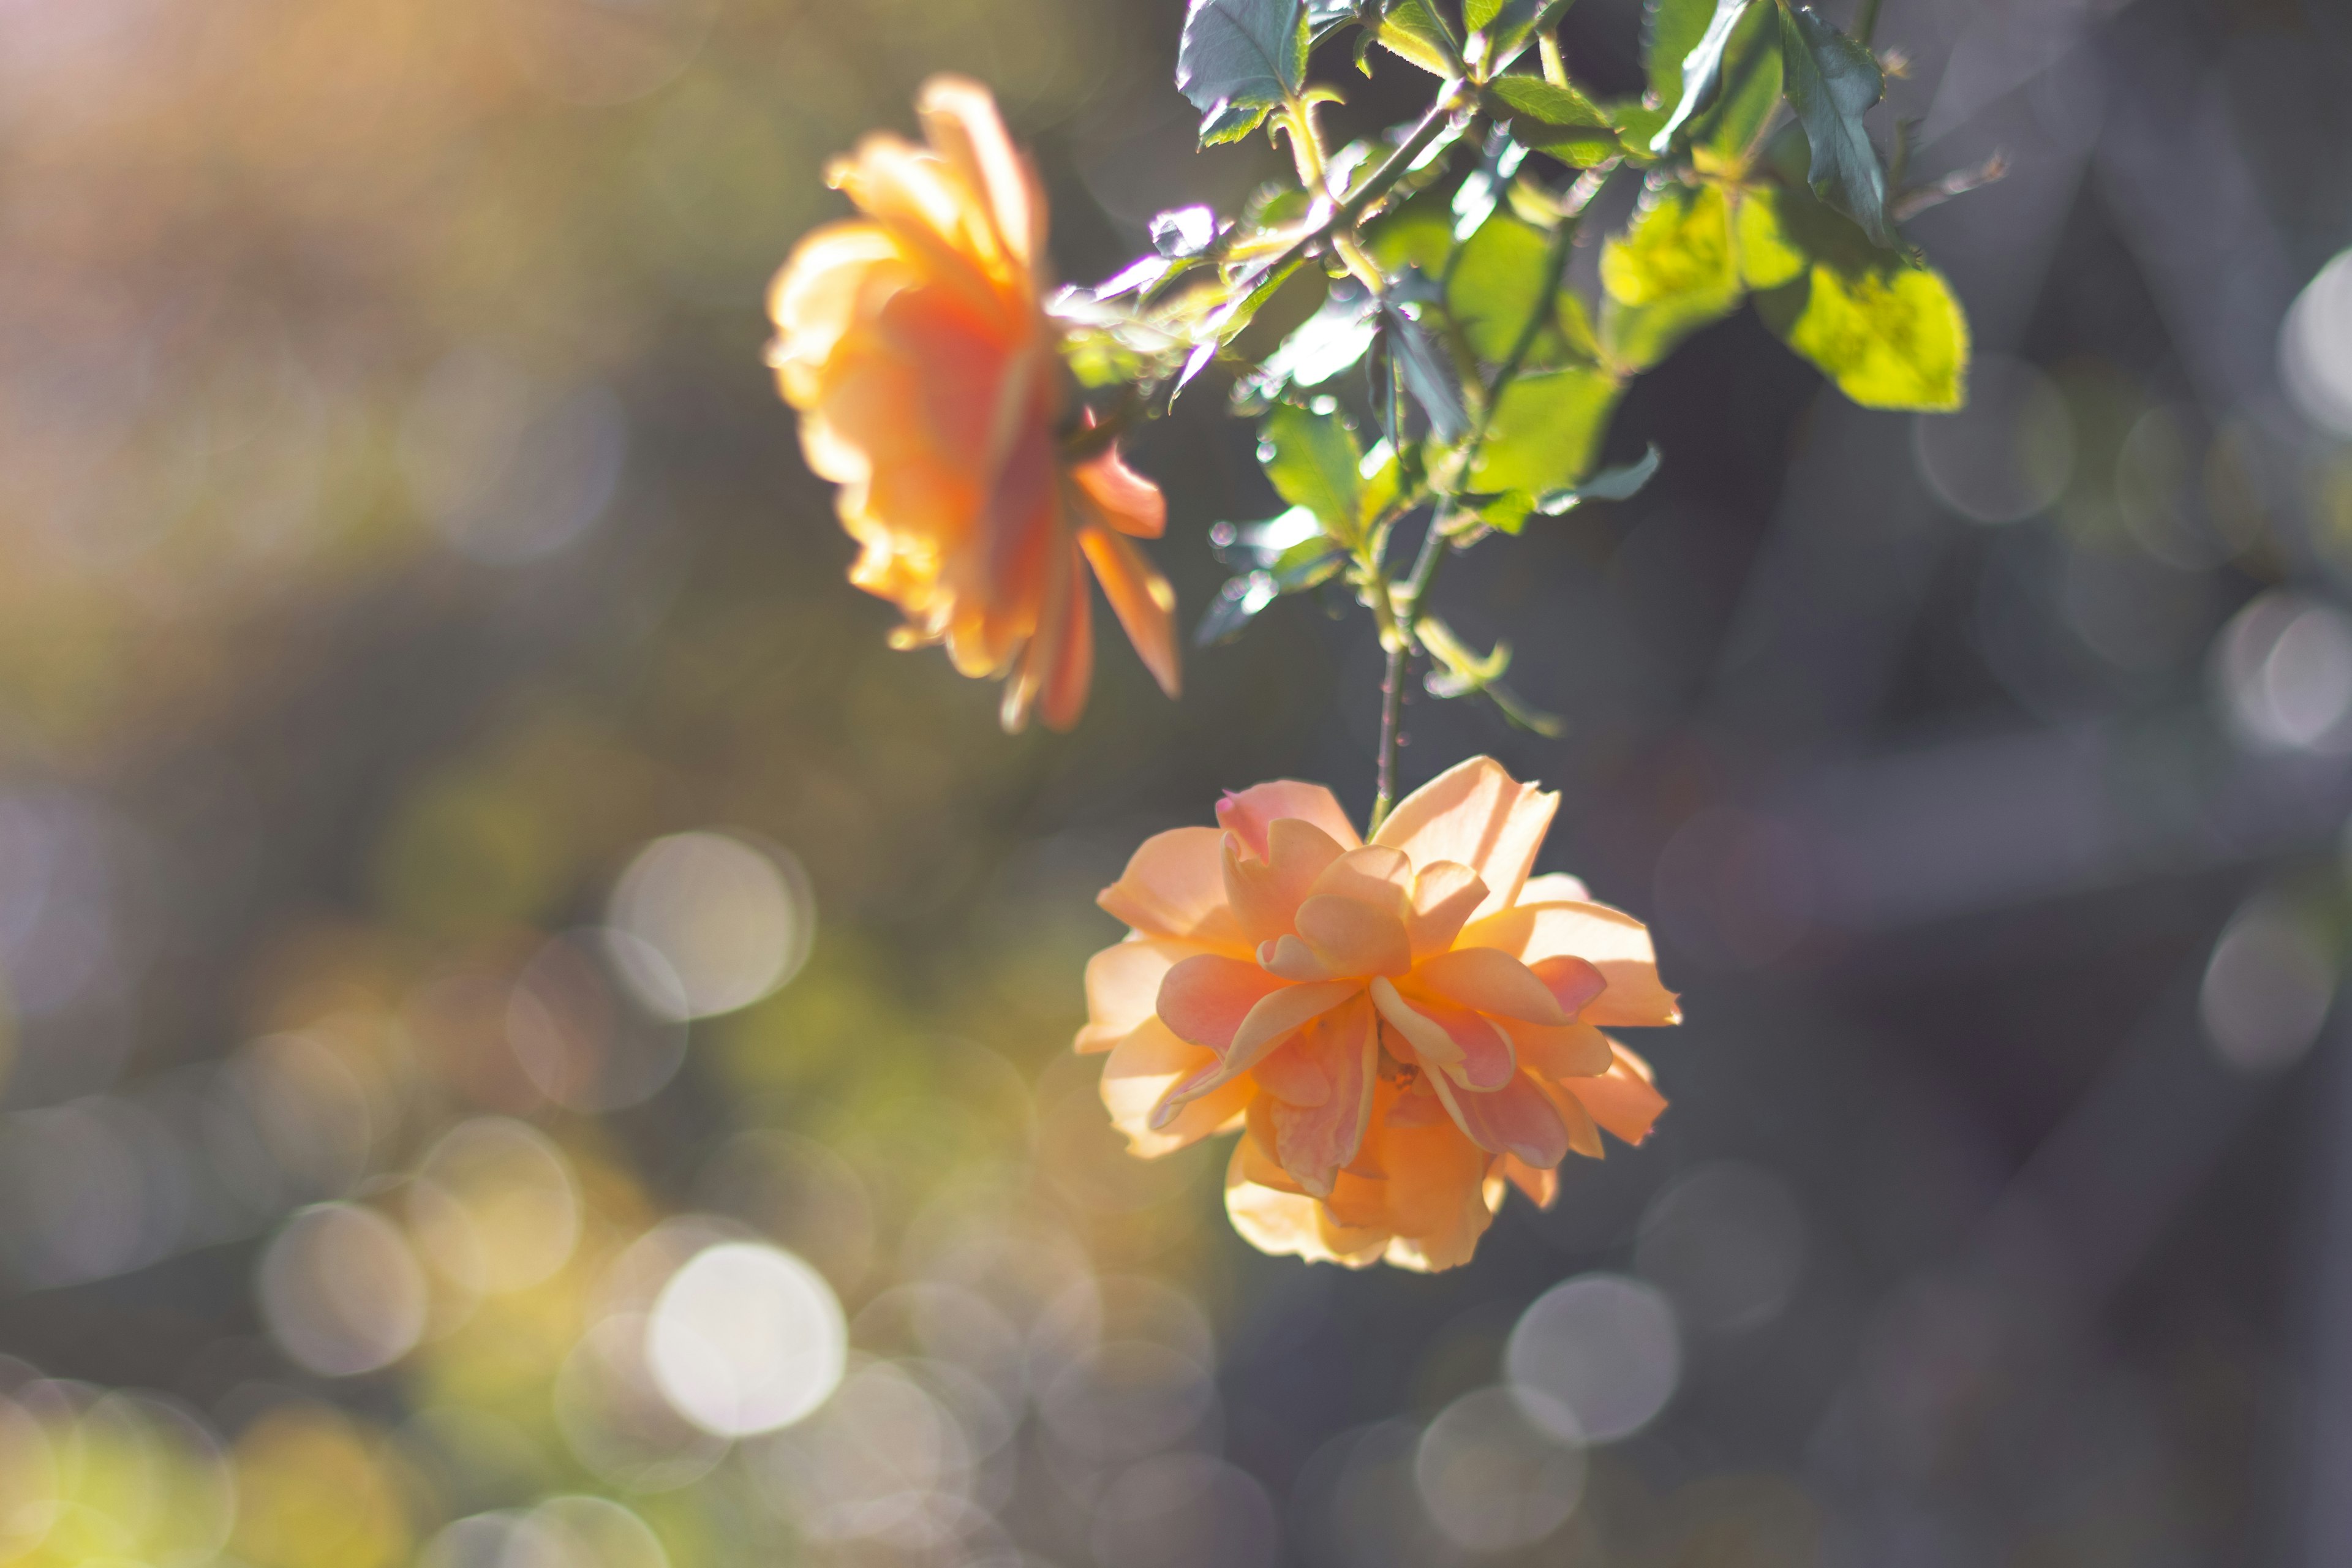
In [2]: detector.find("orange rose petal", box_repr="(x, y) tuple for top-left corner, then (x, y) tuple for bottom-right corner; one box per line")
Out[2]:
(1498, 1016), (1614, 1080)
(1035, 541), (1095, 733)
(1460, 899), (1684, 1027)
(1498, 1153), (1560, 1207)
(1528, 954), (1607, 1018)
(1071, 444), (1168, 539)
(1156, 953), (1289, 1053)
(1407, 946), (1566, 1025)
(1267, 999), (1378, 1196)
(1216, 782), (1363, 858)
(1308, 845), (1413, 911)
(1536, 1076), (1607, 1159)
(1429, 1070), (1572, 1168)
(1367, 976), (1465, 1071)
(1225, 1142), (1385, 1267)
(1101, 1019), (1253, 1158)
(1371, 756), (1558, 920)
(1078, 524), (1181, 699)
(914, 74), (1046, 269)
(1405, 861), (1488, 959)
(1517, 872), (1592, 903)
(1562, 1040), (1670, 1145)
(1098, 827), (1251, 950)
(1257, 933), (1340, 982)
(1076, 937), (1194, 1054)
(1294, 893), (1413, 979)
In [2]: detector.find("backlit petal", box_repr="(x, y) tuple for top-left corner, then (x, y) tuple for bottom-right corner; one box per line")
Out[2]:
(1101, 1019), (1252, 1158)
(1405, 861), (1487, 959)
(1078, 524), (1180, 699)
(1076, 936), (1194, 1053)
(1156, 954), (1287, 1053)
(1406, 946), (1565, 1025)
(1294, 894), (1414, 978)
(1460, 899), (1683, 1026)
(1217, 782), (1362, 859)
(1371, 757), (1558, 920)
(1429, 1070), (1572, 1167)
(1098, 827), (1251, 951)
(1498, 1017), (1613, 1080)
(1308, 845), (1412, 913)
(1071, 443), (1167, 538)
(1266, 998), (1378, 1196)
(1561, 1039), (1668, 1145)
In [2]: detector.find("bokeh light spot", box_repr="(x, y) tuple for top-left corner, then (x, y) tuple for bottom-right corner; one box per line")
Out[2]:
(2282, 247), (2352, 437)
(1412, 1385), (1586, 1552)
(2201, 895), (2334, 1072)
(646, 1241), (846, 1437)
(1504, 1273), (1681, 1442)
(258, 1202), (428, 1376)
(606, 830), (813, 1020)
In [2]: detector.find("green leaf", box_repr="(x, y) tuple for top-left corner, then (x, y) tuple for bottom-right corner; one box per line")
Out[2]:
(1695, 0), (1782, 167)
(1777, 2), (1894, 247)
(1362, 186), (1457, 277)
(1447, 214), (1559, 364)
(1487, 74), (1621, 161)
(1472, 366), (1621, 494)
(1376, 0), (1461, 75)
(1468, 0), (1556, 71)
(1732, 184), (1808, 288)
(1419, 617), (1562, 734)
(1381, 302), (1473, 443)
(1199, 508), (1344, 644)
(1534, 443), (1660, 511)
(1259, 403), (1368, 538)
(1756, 257), (1967, 409)
(1599, 183), (1743, 369)
(1241, 285), (1382, 402)
(1177, 0), (1309, 147)
(1648, 0), (1754, 153)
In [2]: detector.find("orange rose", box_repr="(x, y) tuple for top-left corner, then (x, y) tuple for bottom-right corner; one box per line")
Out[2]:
(766, 76), (1180, 732)
(1077, 757), (1679, 1271)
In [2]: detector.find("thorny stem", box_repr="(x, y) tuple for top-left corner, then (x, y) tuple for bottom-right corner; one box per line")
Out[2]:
(1367, 163), (1622, 832)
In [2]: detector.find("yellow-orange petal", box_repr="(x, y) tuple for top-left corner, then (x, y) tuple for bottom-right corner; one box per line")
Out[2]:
(1224, 1142), (1387, 1267)
(1407, 946), (1565, 1025)
(1216, 782), (1363, 859)
(1034, 538), (1095, 733)
(1369, 979), (1513, 1088)
(1405, 861), (1488, 959)
(1078, 524), (1181, 699)
(1375, 1119), (1493, 1268)
(1294, 893), (1414, 979)
(915, 75), (1046, 271)
(1308, 845), (1412, 913)
(1461, 899), (1682, 1027)
(1498, 1016), (1614, 1080)
(1101, 1018), (1252, 1157)
(1561, 1039), (1668, 1145)
(1517, 872), (1591, 905)
(1098, 827), (1251, 951)
(1076, 937), (1194, 1053)
(1497, 1153), (1560, 1207)
(1071, 443), (1167, 539)
(1372, 756), (1557, 921)
(1156, 953), (1288, 1053)
(1257, 933), (1340, 982)
(1528, 954), (1607, 1018)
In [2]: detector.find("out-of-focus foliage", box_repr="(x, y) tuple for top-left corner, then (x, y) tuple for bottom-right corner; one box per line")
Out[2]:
(0, 0), (2348, 1564)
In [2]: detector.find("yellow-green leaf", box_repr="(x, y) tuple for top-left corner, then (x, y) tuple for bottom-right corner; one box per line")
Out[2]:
(1599, 183), (1744, 369)
(1758, 260), (1969, 410)
(1447, 214), (1558, 365)
(1732, 184), (1807, 289)
(1472, 366), (1622, 494)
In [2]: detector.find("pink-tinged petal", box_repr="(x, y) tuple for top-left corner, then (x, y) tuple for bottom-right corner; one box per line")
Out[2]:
(1406, 861), (1488, 959)
(1498, 1017), (1613, 1080)
(1267, 998), (1378, 1196)
(1223, 835), (1296, 947)
(1224, 1142), (1387, 1267)
(1294, 894), (1414, 979)
(1222, 818), (1347, 944)
(1561, 1039), (1668, 1145)
(1252, 1033), (1332, 1107)
(1076, 936), (1194, 1053)
(1406, 946), (1566, 1025)
(1078, 525), (1180, 699)
(1156, 954), (1287, 1052)
(1368, 976), (1464, 1071)
(1100, 1019), (1251, 1158)
(1369, 980), (1514, 1089)
(1371, 757), (1558, 921)
(1529, 954), (1607, 1019)
(1429, 1071), (1571, 1167)
(1460, 899), (1682, 1027)
(914, 75), (1046, 268)
(1071, 442), (1166, 538)
(1098, 827), (1252, 950)
(1225, 981), (1360, 1079)
(1308, 845), (1412, 913)
(1257, 934), (1340, 982)
(1517, 872), (1591, 906)
(1217, 782), (1362, 859)
(1538, 1077), (1605, 1159)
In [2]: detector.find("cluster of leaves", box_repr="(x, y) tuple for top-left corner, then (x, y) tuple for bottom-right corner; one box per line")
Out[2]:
(1054, 0), (1983, 744)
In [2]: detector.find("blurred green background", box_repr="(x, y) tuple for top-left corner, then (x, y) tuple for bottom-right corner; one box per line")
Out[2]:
(2, 0), (2352, 1564)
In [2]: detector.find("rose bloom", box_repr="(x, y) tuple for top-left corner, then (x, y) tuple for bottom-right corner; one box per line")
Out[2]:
(766, 76), (1179, 731)
(1077, 757), (1678, 1270)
